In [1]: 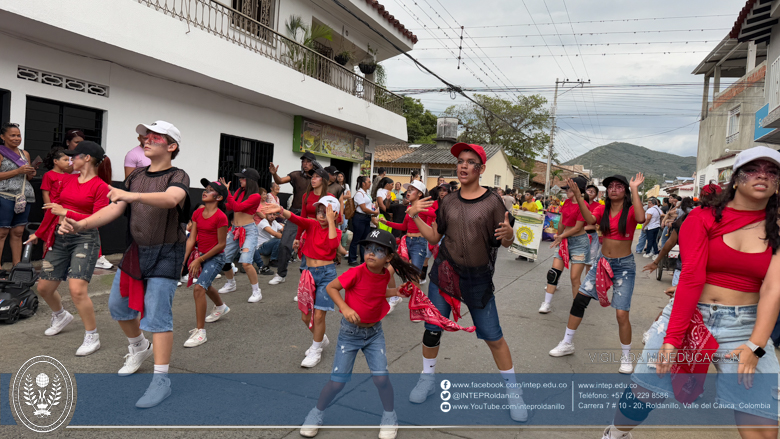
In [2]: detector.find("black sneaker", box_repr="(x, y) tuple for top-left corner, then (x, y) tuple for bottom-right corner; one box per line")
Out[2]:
(348, 261), (360, 267)
(259, 266), (272, 275)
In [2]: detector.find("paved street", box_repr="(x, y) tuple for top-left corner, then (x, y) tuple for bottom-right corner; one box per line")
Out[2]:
(0, 236), (772, 438)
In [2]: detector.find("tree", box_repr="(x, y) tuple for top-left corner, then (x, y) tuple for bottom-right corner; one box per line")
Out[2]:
(441, 94), (551, 162)
(403, 97), (437, 143)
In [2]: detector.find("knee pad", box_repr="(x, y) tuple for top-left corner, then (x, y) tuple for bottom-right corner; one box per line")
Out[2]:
(569, 294), (592, 318)
(222, 263), (233, 272)
(547, 268), (563, 286)
(422, 330), (442, 348)
(618, 388), (653, 422)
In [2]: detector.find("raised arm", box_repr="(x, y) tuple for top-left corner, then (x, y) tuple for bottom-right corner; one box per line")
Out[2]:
(629, 173), (646, 223)
(269, 163), (291, 185)
(407, 197), (441, 244)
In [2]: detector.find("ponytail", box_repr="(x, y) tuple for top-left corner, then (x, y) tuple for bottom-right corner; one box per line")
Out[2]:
(388, 247), (421, 283)
(97, 156), (112, 184)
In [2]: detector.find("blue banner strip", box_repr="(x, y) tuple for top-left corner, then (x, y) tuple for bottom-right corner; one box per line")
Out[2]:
(1, 373), (16, 425)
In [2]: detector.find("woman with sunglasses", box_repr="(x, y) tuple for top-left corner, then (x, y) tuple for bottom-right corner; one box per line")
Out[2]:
(548, 173), (645, 376)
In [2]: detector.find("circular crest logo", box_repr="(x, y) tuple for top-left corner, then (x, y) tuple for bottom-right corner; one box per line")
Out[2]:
(516, 226), (534, 246)
(12, 356), (75, 432)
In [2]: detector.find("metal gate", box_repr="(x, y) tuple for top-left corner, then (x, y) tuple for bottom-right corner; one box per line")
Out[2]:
(217, 134), (274, 192)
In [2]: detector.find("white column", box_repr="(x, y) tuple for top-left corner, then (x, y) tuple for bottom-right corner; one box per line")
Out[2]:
(747, 41), (757, 72)
(714, 65), (721, 94)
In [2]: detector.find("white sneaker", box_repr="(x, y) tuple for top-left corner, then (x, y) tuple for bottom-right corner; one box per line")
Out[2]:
(305, 335), (329, 356)
(294, 295), (299, 302)
(44, 310), (74, 336)
(75, 333), (101, 356)
(619, 354), (634, 374)
(232, 263), (238, 273)
(205, 305), (230, 323)
(216, 274), (222, 279)
(95, 255), (113, 269)
(378, 410), (398, 439)
(387, 296), (402, 314)
(183, 328), (207, 347)
(118, 341), (154, 376)
(301, 348), (323, 368)
(248, 289), (263, 303)
(218, 281), (236, 294)
(269, 275), (285, 285)
(507, 390), (528, 422)
(300, 407), (324, 437)
(602, 425), (633, 439)
(549, 340), (575, 357)
(420, 279), (427, 285)
(409, 373), (436, 403)
(135, 374), (171, 409)
(642, 330), (650, 345)
(538, 301), (552, 314)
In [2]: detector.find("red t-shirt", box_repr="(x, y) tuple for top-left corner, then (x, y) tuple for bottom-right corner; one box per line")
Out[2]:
(338, 264), (392, 323)
(591, 204), (638, 241)
(41, 171), (69, 202)
(227, 190), (262, 215)
(384, 206), (435, 233)
(559, 199), (585, 227)
(60, 174), (111, 221)
(289, 212), (341, 260)
(192, 208), (229, 254)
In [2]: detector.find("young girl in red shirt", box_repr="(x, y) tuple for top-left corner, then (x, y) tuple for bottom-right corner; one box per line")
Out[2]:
(300, 229), (420, 439)
(263, 195), (341, 368)
(41, 147), (72, 204)
(27, 141), (111, 357)
(182, 179), (231, 348)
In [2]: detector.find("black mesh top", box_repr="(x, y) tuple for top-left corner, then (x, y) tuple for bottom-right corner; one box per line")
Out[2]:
(430, 188), (513, 308)
(118, 167), (191, 280)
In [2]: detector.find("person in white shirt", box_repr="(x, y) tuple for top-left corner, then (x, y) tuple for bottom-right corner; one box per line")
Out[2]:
(642, 198), (663, 258)
(254, 211), (284, 275)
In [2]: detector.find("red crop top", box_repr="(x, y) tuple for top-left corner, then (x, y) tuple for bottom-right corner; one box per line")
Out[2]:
(559, 199), (585, 227)
(591, 204), (638, 241)
(664, 207), (772, 348)
(384, 207), (436, 234)
(226, 190), (262, 215)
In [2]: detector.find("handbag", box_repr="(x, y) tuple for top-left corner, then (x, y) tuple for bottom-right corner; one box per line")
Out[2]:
(0, 151), (28, 214)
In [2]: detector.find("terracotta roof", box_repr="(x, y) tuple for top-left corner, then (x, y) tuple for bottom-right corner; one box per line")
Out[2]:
(364, 0), (418, 44)
(375, 143), (414, 162)
(730, 0), (760, 39)
(374, 143), (504, 165)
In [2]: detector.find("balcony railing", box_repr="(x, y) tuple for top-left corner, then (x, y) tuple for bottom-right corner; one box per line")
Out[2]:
(137, 0), (404, 116)
(769, 57), (780, 113)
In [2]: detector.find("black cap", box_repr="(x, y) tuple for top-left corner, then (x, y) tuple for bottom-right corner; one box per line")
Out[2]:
(324, 166), (338, 175)
(359, 229), (396, 251)
(312, 167), (329, 181)
(63, 140), (104, 161)
(562, 175), (588, 192)
(200, 178), (229, 200)
(586, 184), (599, 193)
(234, 167), (261, 181)
(603, 175), (630, 190)
(301, 152), (316, 162)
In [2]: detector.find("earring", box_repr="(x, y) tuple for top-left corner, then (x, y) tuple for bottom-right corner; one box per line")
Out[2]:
(733, 183), (738, 189)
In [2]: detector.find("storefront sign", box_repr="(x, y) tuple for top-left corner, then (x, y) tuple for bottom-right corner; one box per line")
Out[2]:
(755, 103), (775, 141)
(293, 116), (366, 163)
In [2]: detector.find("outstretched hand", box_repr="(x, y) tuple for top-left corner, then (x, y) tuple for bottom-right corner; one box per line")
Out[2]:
(494, 212), (514, 244)
(566, 178), (582, 200)
(409, 196), (434, 216)
(218, 177), (231, 191)
(269, 162), (280, 175)
(629, 173), (644, 190)
(262, 203), (283, 214)
(325, 205), (337, 223)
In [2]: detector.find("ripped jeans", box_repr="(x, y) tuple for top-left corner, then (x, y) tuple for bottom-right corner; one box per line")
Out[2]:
(578, 253), (636, 311)
(39, 229), (101, 282)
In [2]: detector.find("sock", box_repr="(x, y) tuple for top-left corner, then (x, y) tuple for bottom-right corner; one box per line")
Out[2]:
(499, 367), (517, 388)
(563, 327), (576, 344)
(128, 334), (146, 347)
(311, 340), (323, 350)
(251, 283), (260, 292)
(423, 357), (437, 374)
(609, 425), (627, 438)
(621, 343), (631, 358)
(544, 292), (554, 304)
(216, 303), (227, 311)
(153, 364), (169, 374)
(228, 278), (236, 285)
(86, 328), (97, 335)
(52, 308), (64, 317)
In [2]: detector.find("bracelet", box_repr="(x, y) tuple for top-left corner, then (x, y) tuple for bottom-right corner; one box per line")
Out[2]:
(198, 257), (205, 264)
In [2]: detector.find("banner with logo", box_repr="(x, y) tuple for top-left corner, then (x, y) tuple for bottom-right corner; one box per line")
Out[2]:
(542, 211), (561, 241)
(509, 211), (544, 260)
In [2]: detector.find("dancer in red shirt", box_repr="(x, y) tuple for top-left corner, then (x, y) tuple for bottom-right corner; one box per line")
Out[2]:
(41, 147), (71, 204)
(27, 141), (110, 356)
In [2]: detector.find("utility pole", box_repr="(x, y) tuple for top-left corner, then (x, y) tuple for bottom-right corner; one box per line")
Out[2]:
(544, 79), (590, 198)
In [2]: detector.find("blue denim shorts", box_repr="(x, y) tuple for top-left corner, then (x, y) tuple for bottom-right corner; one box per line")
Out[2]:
(0, 197), (31, 228)
(587, 231), (600, 264)
(633, 301), (780, 420)
(195, 253), (225, 289)
(553, 233), (591, 265)
(672, 269), (681, 287)
(425, 281), (503, 341)
(108, 272), (178, 332)
(224, 223), (259, 264)
(40, 229), (101, 282)
(308, 264), (337, 311)
(330, 318), (389, 383)
(406, 236), (428, 271)
(579, 253), (636, 311)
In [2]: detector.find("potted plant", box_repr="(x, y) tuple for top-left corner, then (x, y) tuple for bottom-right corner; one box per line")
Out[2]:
(358, 44), (378, 75)
(334, 50), (353, 66)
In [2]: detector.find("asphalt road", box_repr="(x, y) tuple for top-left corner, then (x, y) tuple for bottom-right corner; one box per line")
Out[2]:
(0, 235), (774, 438)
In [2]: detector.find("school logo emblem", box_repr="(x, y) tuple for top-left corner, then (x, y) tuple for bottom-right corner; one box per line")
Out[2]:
(516, 226), (534, 246)
(12, 356), (75, 432)
(369, 230), (381, 239)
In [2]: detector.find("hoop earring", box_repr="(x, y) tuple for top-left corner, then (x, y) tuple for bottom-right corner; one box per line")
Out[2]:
(733, 183), (737, 190)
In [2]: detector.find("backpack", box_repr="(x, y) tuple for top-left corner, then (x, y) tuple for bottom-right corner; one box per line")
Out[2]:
(344, 196), (357, 220)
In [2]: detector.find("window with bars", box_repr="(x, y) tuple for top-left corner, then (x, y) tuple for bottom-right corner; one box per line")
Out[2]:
(427, 168), (457, 177)
(218, 134), (274, 191)
(232, 0), (276, 36)
(373, 166), (419, 176)
(726, 105), (740, 143)
(494, 175), (501, 186)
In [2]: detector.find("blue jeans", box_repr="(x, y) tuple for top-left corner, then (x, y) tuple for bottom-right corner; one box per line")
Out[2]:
(0, 197), (31, 228)
(644, 227), (660, 255)
(308, 264), (337, 311)
(40, 229), (101, 282)
(425, 280), (503, 341)
(635, 229), (646, 253)
(406, 236), (428, 271)
(330, 318), (389, 383)
(633, 301), (780, 420)
(659, 225), (670, 248)
(108, 273), (178, 332)
(195, 253), (225, 289)
(253, 238), (280, 267)
(579, 253), (636, 311)
(348, 213), (371, 264)
(224, 223), (259, 264)
(553, 233), (591, 265)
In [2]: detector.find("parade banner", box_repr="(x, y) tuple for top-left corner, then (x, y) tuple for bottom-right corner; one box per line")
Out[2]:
(293, 116), (366, 163)
(542, 211), (561, 241)
(509, 211), (543, 260)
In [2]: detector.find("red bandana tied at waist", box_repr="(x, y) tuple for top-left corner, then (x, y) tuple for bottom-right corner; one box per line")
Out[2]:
(398, 282), (475, 332)
(670, 309), (719, 403)
(398, 236), (409, 260)
(595, 257), (613, 307)
(231, 226), (246, 248)
(297, 269), (316, 328)
(120, 270), (145, 318)
(558, 238), (569, 269)
(185, 248), (201, 288)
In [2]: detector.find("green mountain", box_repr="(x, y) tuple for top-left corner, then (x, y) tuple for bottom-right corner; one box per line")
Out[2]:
(562, 142), (696, 183)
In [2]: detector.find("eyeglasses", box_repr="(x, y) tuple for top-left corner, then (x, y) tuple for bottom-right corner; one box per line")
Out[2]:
(457, 159), (482, 168)
(364, 244), (387, 259)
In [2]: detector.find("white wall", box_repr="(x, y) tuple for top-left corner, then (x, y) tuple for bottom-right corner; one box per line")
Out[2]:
(0, 32), (371, 193)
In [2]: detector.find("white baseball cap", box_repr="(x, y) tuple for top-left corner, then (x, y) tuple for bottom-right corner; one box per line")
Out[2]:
(313, 195), (341, 213)
(733, 146), (780, 170)
(403, 180), (427, 195)
(136, 120), (182, 145)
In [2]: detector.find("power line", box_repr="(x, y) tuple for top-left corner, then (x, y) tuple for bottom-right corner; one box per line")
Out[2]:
(411, 40), (721, 49)
(460, 28), (730, 38)
(412, 50), (725, 59)
(407, 14), (735, 29)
